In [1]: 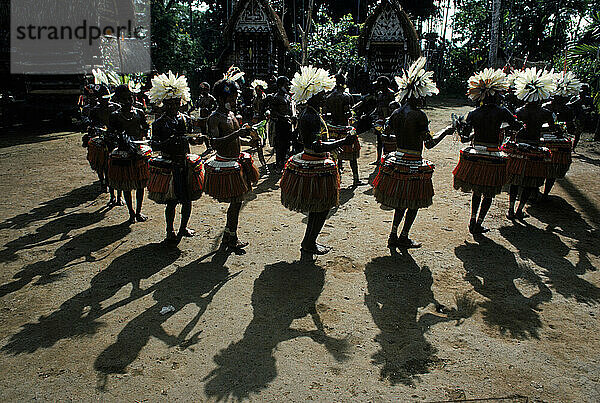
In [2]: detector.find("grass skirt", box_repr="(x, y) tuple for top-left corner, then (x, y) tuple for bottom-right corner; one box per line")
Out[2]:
(541, 134), (572, 179)
(501, 141), (550, 188)
(147, 154), (204, 204)
(280, 151), (340, 213)
(373, 150), (434, 209)
(87, 137), (109, 173)
(204, 152), (259, 203)
(107, 146), (151, 191)
(453, 145), (507, 197)
(327, 124), (360, 160)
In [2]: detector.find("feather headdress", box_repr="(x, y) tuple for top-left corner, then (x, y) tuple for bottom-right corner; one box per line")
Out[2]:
(513, 67), (557, 102)
(145, 71), (191, 105)
(467, 68), (508, 102)
(554, 71), (582, 98)
(394, 57), (439, 102)
(251, 79), (268, 90)
(223, 66), (245, 83)
(290, 65), (336, 104)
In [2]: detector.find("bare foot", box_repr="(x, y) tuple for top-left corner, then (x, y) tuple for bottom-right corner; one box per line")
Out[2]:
(135, 213), (148, 222)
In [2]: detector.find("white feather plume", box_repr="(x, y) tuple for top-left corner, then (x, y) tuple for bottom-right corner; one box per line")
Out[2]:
(513, 67), (557, 102)
(251, 79), (268, 90)
(554, 71), (582, 98)
(145, 71), (191, 105)
(467, 68), (508, 102)
(394, 57), (439, 102)
(290, 65), (336, 104)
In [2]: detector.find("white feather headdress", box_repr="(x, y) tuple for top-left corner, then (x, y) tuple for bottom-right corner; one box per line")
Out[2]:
(554, 71), (582, 98)
(290, 65), (336, 104)
(223, 66), (245, 83)
(513, 67), (557, 102)
(467, 68), (508, 102)
(394, 57), (439, 102)
(145, 71), (191, 105)
(251, 79), (268, 91)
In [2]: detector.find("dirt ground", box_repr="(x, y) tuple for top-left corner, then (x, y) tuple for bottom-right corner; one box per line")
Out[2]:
(0, 99), (599, 402)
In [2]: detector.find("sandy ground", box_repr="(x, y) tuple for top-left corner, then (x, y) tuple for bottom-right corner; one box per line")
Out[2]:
(0, 99), (599, 402)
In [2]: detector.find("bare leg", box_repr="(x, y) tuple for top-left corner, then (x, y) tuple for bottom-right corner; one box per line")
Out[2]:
(223, 202), (247, 249)
(516, 187), (532, 219)
(470, 193), (482, 232)
(398, 209), (421, 248)
(374, 133), (382, 164)
(301, 210), (330, 254)
(350, 159), (362, 185)
(507, 185), (519, 219)
(475, 196), (492, 233)
(135, 188), (147, 221)
(543, 178), (555, 197)
(165, 201), (177, 241)
(123, 191), (136, 223)
(388, 208), (406, 247)
(178, 201), (194, 237)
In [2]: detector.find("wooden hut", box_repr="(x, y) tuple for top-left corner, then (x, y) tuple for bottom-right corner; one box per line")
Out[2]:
(220, 0), (289, 79)
(359, 0), (421, 80)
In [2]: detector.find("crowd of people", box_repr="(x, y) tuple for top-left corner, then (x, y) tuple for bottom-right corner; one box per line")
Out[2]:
(78, 59), (593, 260)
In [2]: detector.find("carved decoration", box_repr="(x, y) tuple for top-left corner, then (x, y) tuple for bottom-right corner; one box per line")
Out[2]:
(369, 3), (405, 43)
(235, 0), (270, 33)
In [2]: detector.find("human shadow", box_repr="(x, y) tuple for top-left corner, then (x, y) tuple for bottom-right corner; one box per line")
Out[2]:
(204, 260), (350, 401)
(0, 129), (77, 149)
(455, 237), (552, 339)
(527, 197), (599, 276)
(1, 206), (110, 263)
(0, 223), (131, 298)
(0, 183), (101, 231)
(364, 254), (467, 385)
(94, 250), (238, 390)
(500, 224), (600, 305)
(1, 243), (181, 355)
(251, 173), (280, 197)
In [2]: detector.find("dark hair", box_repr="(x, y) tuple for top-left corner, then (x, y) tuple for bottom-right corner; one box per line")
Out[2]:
(213, 79), (239, 100)
(113, 84), (132, 102)
(200, 82), (210, 91)
(335, 73), (346, 86)
(377, 76), (391, 87)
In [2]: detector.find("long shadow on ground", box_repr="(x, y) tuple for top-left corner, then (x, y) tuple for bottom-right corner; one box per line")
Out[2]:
(204, 260), (350, 401)
(364, 253), (470, 385)
(455, 236), (552, 339)
(1, 243), (180, 355)
(94, 249), (239, 390)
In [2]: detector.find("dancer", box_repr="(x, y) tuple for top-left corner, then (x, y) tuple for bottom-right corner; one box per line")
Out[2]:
(85, 84), (120, 194)
(541, 71), (582, 198)
(453, 68), (521, 233)
(269, 76), (294, 171)
(373, 76), (396, 164)
(502, 68), (556, 220)
(280, 66), (356, 259)
(324, 73), (363, 185)
(205, 70), (260, 250)
(249, 79), (269, 171)
(146, 72), (205, 243)
(373, 58), (454, 249)
(107, 85), (151, 223)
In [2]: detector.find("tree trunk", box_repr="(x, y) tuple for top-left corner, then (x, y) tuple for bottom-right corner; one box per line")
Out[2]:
(489, 0), (501, 67)
(300, 0), (315, 66)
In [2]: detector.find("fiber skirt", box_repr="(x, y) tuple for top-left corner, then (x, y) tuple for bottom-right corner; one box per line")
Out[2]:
(453, 145), (507, 197)
(541, 135), (572, 179)
(327, 124), (360, 160)
(107, 146), (151, 191)
(204, 152), (259, 203)
(87, 137), (109, 173)
(501, 141), (550, 188)
(147, 154), (204, 204)
(280, 151), (340, 213)
(373, 150), (435, 209)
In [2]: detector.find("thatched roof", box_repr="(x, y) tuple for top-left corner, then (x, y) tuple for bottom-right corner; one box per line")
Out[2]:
(223, 0), (290, 49)
(358, 0), (421, 58)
